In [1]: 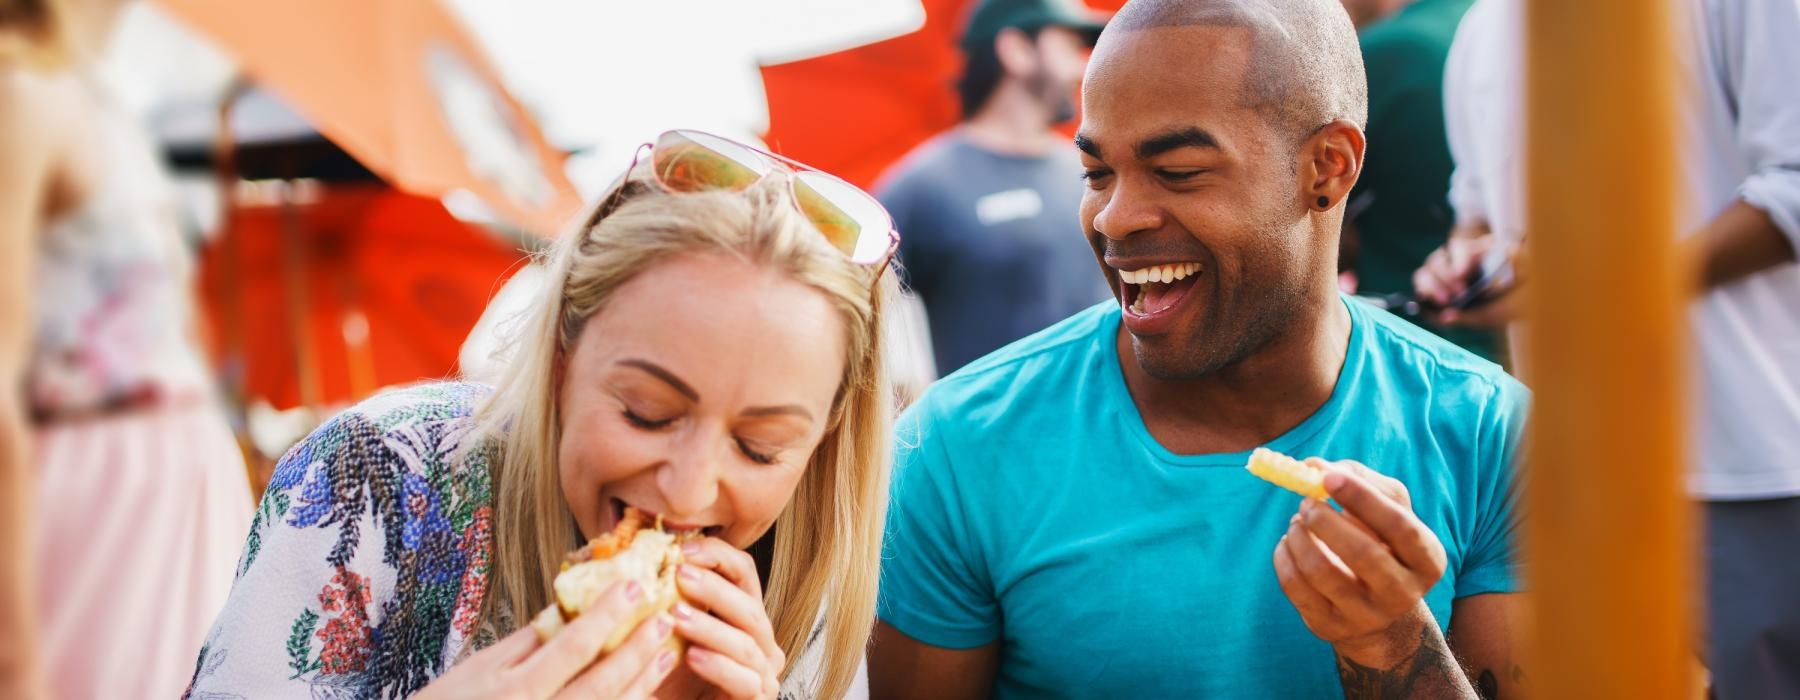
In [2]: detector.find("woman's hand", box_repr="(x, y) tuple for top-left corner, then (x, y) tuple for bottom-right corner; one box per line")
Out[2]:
(416, 580), (678, 700)
(674, 538), (785, 700)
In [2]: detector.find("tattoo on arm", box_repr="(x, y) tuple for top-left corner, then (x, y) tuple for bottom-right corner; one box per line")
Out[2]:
(1337, 625), (1476, 699)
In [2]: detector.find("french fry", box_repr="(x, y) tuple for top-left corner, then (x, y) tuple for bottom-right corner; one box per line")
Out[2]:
(1244, 447), (1329, 500)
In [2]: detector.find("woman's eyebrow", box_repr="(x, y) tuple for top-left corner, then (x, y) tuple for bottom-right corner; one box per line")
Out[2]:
(616, 358), (699, 401)
(741, 405), (814, 421)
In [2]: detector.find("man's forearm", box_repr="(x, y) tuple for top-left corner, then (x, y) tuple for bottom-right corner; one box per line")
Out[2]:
(1693, 199), (1796, 290)
(1336, 623), (1477, 700)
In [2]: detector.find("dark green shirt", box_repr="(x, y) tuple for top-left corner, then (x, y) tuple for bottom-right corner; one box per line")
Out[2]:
(1350, 0), (1497, 359)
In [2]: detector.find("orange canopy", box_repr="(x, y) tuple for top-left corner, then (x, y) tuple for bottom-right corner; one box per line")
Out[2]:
(157, 0), (583, 237)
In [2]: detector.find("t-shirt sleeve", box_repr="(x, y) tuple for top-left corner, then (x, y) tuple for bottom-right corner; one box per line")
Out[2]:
(183, 413), (397, 699)
(876, 400), (1002, 649)
(1455, 377), (1530, 599)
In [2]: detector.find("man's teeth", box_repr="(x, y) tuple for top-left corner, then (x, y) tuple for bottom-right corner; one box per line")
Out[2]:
(1119, 262), (1201, 285)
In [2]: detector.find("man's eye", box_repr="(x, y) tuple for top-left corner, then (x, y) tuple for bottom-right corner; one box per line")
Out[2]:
(1081, 169), (1113, 186)
(1157, 169), (1207, 182)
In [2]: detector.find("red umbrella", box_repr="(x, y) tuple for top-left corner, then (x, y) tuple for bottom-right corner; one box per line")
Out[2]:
(760, 0), (1125, 190)
(199, 185), (527, 410)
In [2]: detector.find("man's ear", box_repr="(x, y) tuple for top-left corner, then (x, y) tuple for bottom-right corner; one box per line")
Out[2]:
(994, 27), (1040, 78)
(1299, 119), (1366, 212)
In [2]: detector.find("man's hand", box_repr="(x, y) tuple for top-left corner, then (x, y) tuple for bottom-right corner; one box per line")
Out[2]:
(1413, 228), (1521, 329)
(1273, 461), (1476, 698)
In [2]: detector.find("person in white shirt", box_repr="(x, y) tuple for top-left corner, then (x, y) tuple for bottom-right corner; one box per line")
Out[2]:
(1414, 0), (1800, 695)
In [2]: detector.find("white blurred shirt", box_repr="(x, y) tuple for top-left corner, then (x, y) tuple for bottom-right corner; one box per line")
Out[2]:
(1445, 0), (1800, 498)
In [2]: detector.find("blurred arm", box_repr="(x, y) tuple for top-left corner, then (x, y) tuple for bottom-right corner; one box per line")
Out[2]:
(0, 69), (52, 700)
(868, 621), (998, 700)
(1691, 0), (1800, 289)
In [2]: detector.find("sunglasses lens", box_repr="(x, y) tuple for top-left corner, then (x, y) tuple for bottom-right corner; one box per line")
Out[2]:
(653, 130), (771, 193)
(793, 171), (894, 265)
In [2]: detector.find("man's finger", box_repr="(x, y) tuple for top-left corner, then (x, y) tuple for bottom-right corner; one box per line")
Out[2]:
(1323, 471), (1446, 578)
(1299, 500), (1414, 605)
(1274, 536), (1339, 621)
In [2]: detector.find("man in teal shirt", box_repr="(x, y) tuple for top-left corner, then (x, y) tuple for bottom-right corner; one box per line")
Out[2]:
(869, 0), (1528, 697)
(1338, 0), (1499, 361)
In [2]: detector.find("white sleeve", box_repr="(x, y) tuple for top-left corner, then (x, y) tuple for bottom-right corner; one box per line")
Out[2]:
(1723, 0), (1800, 246)
(1442, 5), (1489, 227)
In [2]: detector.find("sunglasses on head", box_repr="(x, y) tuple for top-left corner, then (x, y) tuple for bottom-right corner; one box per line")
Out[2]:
(586, 129), (900, 270)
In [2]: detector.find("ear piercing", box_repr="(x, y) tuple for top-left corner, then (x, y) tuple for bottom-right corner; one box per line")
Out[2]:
(1317, 196), (1330, 208)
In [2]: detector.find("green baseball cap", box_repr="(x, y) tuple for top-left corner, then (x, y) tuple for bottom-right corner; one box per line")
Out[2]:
(960, 0), (1110, 51)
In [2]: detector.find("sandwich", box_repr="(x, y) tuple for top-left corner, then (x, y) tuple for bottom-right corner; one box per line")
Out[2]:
(530, 506), (697, 655)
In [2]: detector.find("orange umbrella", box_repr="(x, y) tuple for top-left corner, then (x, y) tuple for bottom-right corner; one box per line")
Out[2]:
(156, 0), (582, 237)
(199, 186), (528, 410)
(760, 0), (1125, 190)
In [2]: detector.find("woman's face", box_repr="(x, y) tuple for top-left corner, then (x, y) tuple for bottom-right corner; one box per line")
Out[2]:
(557, 252), (848, 548)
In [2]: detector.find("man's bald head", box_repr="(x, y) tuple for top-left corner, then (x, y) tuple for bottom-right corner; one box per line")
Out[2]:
(1102, 0), (1367, 139)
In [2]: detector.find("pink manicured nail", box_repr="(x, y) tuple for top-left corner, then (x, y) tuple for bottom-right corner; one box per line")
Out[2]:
(625, 580), (645, 602)
(658, 650), (677, 673)
(673, 602), (696, 621)
(682, 542), (702, 556)
(678, 564), (701, 583)
(1324, 472), (1347, 491)
(654, 614), (674, 637)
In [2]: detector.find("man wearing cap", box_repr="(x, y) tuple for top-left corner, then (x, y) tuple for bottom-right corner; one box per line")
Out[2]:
(871, 0), (1526, 697)
(875, 0), (1113, 375)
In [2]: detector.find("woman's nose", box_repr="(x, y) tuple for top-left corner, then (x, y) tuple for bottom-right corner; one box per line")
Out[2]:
(656, 435), (722, 518)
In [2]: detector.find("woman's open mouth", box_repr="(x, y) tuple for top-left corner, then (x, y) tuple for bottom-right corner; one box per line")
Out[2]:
(609, 497), (723, 537)
(1119, 262), (1202, 318)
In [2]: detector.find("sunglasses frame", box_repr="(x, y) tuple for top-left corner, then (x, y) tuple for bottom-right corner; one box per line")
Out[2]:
(583, 129), (900, 278)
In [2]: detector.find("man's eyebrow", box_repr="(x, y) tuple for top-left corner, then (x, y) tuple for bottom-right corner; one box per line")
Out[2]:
(1136, 127), (1221, 159)
(616, 358), (699, 402)
(1074, 133), (1101, 158)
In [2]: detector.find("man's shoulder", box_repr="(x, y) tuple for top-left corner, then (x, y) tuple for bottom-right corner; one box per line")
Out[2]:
(1355, 303), (1527, 417)
(908, 303), (1114, 428)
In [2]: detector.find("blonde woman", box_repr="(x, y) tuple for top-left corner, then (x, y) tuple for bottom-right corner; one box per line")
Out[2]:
(185, 130), (899, 699)
(3, 0), (254, 698)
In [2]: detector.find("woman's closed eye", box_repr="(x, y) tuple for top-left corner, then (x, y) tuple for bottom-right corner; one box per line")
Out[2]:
(623, 408), (677, 430)
(735, 437), (778, 465)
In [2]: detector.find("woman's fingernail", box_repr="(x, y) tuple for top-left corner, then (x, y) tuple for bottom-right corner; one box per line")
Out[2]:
(658, 649), (677, 673)
(625, 581), (645, 602)
(688, 646), (710, 666)
(1324, 472), (1347, 491)
(678, 564), (701, 583)
(654, 614), (674, 638)
(673, 602), (695, 621)
(681, 542), (701, 556)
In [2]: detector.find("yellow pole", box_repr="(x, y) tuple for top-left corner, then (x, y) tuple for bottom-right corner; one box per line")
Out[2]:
(1524, 0), (1694, 696)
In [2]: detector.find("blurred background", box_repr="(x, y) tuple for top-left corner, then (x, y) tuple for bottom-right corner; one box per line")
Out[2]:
(98, 0), (1127, 492)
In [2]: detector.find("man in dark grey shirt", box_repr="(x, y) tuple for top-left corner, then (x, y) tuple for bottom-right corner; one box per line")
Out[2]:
(877, 0), (1111, 374)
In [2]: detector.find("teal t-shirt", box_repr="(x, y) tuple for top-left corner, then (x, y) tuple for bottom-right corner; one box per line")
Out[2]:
(878, 297), (1527, 697)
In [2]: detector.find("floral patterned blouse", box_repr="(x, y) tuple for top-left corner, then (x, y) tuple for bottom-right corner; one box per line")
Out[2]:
(183, 382), (829, 699)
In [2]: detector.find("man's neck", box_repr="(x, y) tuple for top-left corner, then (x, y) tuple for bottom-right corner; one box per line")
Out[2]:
(960, 83), (1064, 157)
(1119, 292), (1354, 455)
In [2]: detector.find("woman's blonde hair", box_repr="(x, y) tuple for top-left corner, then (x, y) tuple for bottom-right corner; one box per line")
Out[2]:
(473, 172), (894, 699)
(0, 0), (75, 68)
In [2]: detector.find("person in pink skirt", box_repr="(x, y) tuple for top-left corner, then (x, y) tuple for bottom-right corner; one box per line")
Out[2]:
(1, 0), (254, 697)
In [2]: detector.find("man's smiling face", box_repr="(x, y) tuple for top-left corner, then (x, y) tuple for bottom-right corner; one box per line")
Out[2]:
(1077, 23), (1323, 380)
